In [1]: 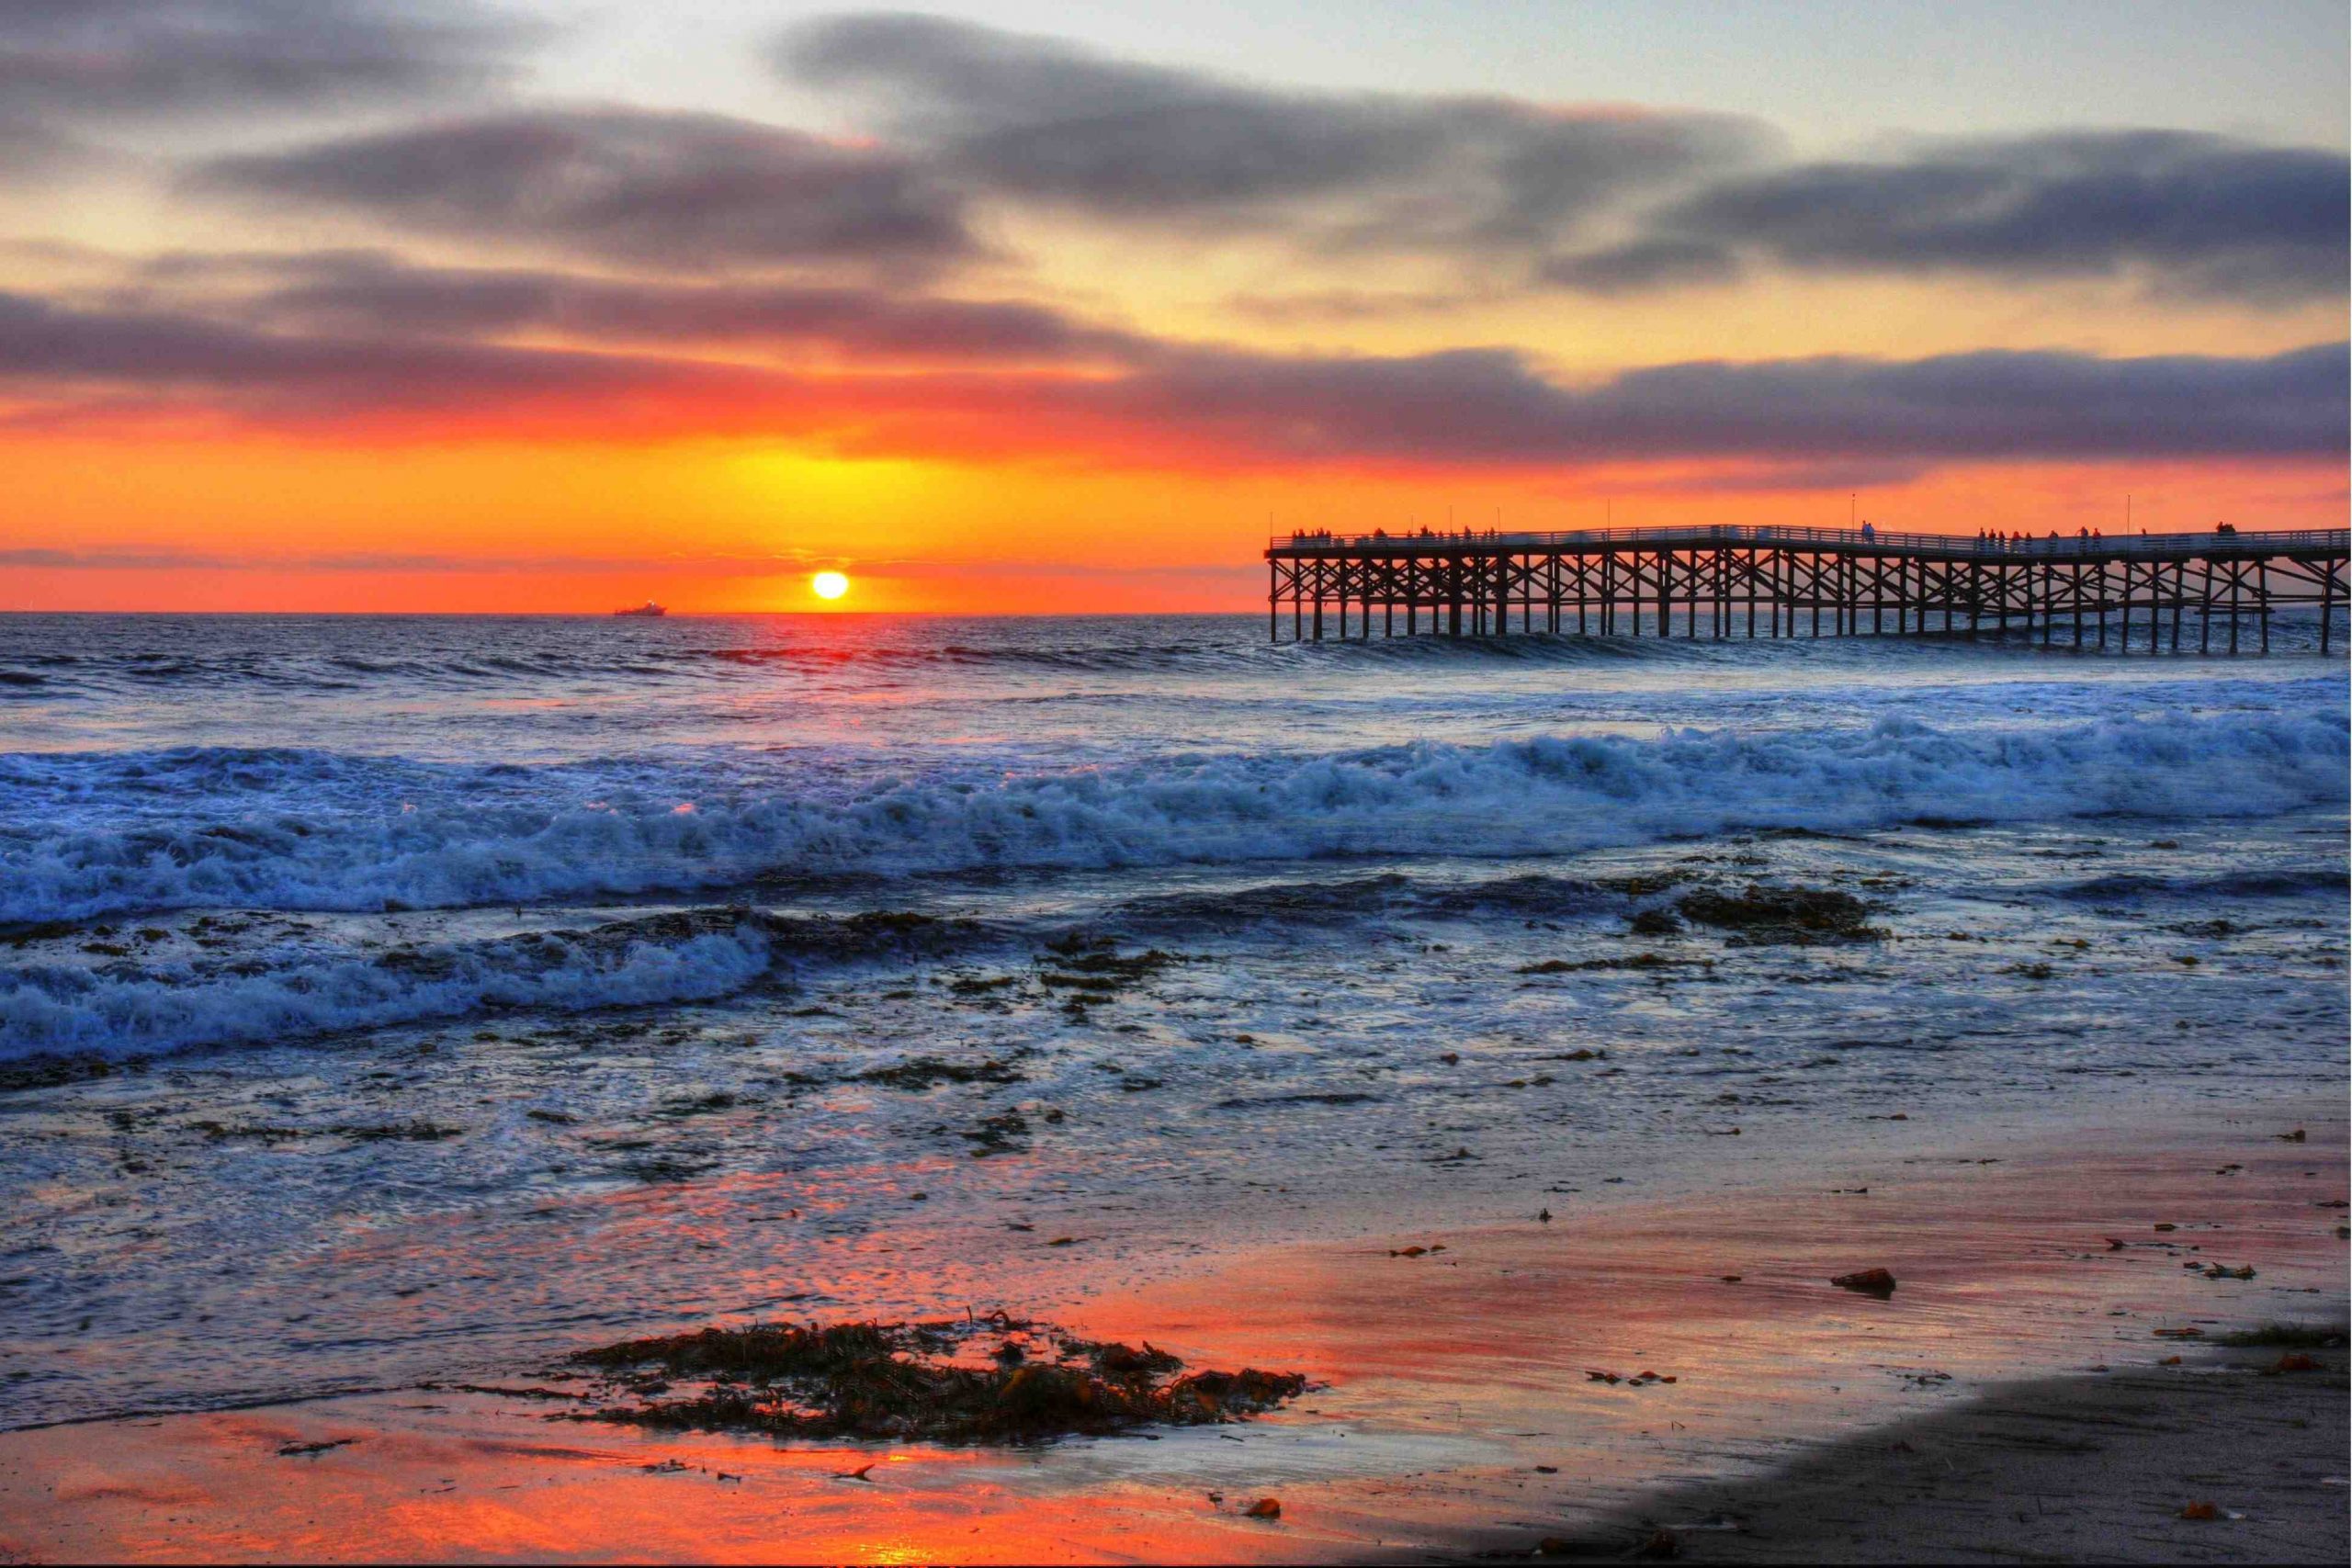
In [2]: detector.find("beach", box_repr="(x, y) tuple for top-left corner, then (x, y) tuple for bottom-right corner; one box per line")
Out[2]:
(1, 612), (2345, 1562)
(0, 1096), (2341, 1562)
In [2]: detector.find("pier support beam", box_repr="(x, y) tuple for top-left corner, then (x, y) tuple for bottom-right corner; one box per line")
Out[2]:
(1261, 528), (2346, 657)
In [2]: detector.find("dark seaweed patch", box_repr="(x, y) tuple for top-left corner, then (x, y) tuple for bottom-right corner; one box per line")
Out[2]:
(1676, 885), (1883, 944)
(1521, 953), (1715, 974)
(1211, 1091), (1377, 1110)
(948, 974), (1021, 995)
(856, 1055), (1025, 1091)
(0, 919), (88, 947)
(961, 1110), (1031, 1156)
(190, 1119), (463, 1144)
(0, 1053), (127, 1093)
(562, 1316), (1306, 1444)
(654, 1091), (745, 1119)
(1035, 944), (1177, 992)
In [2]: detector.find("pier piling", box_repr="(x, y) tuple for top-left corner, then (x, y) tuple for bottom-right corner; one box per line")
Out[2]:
(1266, 525), (2346, 654)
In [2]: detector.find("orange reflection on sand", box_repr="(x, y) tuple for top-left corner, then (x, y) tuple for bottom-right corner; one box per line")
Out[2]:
(1, 1403), (1307, 1565)
(2, 1106), (2341, 1564)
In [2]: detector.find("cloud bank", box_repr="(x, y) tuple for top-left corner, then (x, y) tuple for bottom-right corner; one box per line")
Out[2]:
(5, 286), (2339, 472)
(191, 107), (978, 274)
(0, 0), (539, 179)
(774, 13), (2346, 304)
(780, 11), (1770, 260)
(1550, 130), (2348, 303)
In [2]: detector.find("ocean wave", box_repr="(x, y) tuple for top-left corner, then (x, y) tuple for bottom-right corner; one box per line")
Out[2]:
(0, 908), (978, 1062)
(1, 709), (2342, 926)
(1113, 871), (1616, 927)
(0, 617), (2121, 699)
(6, 609), (2340, 721)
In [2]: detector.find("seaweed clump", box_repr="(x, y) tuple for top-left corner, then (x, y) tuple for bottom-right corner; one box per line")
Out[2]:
(1675, 885), (1884, 945)
(1035, 935), (1179, 1007)
(0, 1052), (126, 1093)
(855, 1055), (1025, 1091)
(1520, 953), (1714, 975)
(563, 1316), (1306, 1444)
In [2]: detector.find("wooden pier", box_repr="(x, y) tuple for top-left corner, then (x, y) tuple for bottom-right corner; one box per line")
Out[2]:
(1266, 525), (2349, 653)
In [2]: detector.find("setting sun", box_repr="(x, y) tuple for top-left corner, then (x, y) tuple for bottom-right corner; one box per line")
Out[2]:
(811, 570), (850, 601)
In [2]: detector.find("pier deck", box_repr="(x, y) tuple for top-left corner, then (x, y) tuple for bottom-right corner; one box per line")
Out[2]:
(1265, 524), (2350, 653)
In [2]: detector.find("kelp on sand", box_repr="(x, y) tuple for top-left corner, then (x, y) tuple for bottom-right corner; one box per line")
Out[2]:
(560, 1315), (1308, 1444)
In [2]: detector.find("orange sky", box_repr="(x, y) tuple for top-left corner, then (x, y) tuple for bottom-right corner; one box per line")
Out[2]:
(1, 4), (2344, 613)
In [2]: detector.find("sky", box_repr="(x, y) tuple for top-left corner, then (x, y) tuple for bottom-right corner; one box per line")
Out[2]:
(0, 0), (2345, 613)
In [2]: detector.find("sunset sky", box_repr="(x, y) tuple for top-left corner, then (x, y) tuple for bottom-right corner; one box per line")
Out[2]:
(2, 0), (2345, 613)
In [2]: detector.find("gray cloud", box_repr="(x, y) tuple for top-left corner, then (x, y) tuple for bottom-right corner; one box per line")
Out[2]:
(0, 0), (533, 112)
(1547, 130), (2348, 304)
(0, 288), (737, 418)
(1536, 239), (1740, 295)
(1057, 340), (2351, 468)
(785, 17), (2346, 305)
(170, 251), (1150, 365)
(0, 1), (537, 183)
(6, 286), (2337, 472)
(778, 13), (1768, 252)
(188, 107), (979, 273)
(0, 114), (105, 186)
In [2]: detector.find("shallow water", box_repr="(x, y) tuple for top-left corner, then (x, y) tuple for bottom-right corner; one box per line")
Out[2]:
(0, 612), (2343, 1431)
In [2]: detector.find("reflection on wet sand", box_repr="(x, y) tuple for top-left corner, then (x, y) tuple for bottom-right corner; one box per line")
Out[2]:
(3, 1103), (2340, 1563)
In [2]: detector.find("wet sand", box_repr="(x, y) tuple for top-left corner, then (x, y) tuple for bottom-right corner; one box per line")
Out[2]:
(1, 1097), (2341, 1563)
(1552, 1351), (2347, 1564)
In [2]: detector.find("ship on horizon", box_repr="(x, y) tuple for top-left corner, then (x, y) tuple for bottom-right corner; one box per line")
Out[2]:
(613, 601), (666, 618)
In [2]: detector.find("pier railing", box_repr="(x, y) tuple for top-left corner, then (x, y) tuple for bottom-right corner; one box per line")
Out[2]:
(1270, 524), (2349, 558)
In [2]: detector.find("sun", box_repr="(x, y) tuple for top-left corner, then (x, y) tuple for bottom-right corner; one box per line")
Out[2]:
(811, 570), (850, 602)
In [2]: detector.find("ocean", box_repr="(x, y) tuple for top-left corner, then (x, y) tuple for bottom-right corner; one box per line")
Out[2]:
(1, 611), (2345, 1431)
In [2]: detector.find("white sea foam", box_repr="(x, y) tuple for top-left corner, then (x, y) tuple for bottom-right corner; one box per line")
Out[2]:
(3, 710), (2343, 928)
(0, 918), (780, 1061)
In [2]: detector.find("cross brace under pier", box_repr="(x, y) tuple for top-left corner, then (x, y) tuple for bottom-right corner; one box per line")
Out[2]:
(1264, 525), (2349, 655)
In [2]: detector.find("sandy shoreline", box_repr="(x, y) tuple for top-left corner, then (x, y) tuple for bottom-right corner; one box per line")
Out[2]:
(1, 1093), (2341, 1563)
(1547, 1349), (2347, 1564)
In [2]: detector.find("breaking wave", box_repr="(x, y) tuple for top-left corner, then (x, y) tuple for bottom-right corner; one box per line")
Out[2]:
(0, 909), (979, 1062)
(4, 710), (2343, 927)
